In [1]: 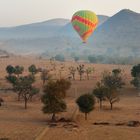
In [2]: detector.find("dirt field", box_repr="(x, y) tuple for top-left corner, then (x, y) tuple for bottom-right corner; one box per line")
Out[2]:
(0, 56), (140, 140)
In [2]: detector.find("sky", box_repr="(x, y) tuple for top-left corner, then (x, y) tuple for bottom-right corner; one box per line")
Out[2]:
(0, 0), (140, 27)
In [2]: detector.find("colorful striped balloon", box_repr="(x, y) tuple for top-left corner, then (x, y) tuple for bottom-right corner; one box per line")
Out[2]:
(71, 10), (98, 43)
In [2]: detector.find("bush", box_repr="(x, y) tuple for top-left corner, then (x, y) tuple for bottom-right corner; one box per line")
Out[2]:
(93, 82), (107, 109)
(42, 79), (71, 121)
(55, 54), (65, 62)
(76, 93), (95, 120)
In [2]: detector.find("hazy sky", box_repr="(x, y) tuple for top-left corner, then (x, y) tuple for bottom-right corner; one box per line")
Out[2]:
(0, 0), (140, 27)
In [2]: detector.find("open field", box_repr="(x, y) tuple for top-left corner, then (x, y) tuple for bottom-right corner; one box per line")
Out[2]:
(0, 56), (140, 140)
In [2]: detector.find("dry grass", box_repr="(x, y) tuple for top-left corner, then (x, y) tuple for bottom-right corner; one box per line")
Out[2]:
(0, 56), (139, 140)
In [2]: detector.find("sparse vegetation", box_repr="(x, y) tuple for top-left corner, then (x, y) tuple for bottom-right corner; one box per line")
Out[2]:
(85, 67), (94, 80)
(76, 93), (95, 120)
(28, 64), (38, 76)
(77, 64), (85, 80)
(41, 79), (71, 121)
(14, 65), (24, 77)
(69, 66), (76, 80)
(13, 75), (39, 109)
(6, 65), (15, 76)
(0, 98), (4, 106)
(41, 69), (50, 85)
(55, 54), (65, 62)
(101, 71), (125, 109)
(93, 82), (107, 109)
(131, 64), (140, 94)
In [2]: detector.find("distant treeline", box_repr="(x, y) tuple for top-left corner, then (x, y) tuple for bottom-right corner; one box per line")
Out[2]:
(40, 53), (140, 65)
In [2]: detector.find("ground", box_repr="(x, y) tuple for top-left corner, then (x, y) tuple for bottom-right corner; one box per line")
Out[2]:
(0, 56), (139, 140)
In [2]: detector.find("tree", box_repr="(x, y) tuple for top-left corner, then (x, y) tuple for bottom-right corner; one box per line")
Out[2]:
(112, 68), (121, 76)
(55, 54), (65, 62)
(76, 93), (95, 120)
(131, 64), (140, 94)
(28, 64), (38, 76)
(77, 64), (85, 80)
(14, 65), (24, 77)
(41, 79), (71, 121)
(85, 67), (94, 80)
(0, 98), (4, 107)
(14, 75), (38, 109)
(88, 55), (97, 63)
(58, 64), (65, 79)
(101, 72), (125, 110)
(6, 75), (23, 100)
(41, 69), (51, 85)
(74, 56), (79, 62)
(104, 88), (120, 110)
(131, 64), (140, 77)
(69, 66), (76, 80)
(102, 72), (125, 90)
(131, 77), (140, 90)
(6, 75), (17, 86)
(93, 82), (107, 109)
(6, 65), (15, 76)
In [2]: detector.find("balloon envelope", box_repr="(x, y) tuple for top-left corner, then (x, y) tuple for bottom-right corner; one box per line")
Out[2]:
(71, 10), (98, 43)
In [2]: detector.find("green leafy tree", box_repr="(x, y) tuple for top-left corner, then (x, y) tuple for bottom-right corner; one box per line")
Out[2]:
(93, 82), (107, 109)
(131, 64), (140, 77)
(14, 75), (38, 109)
(131, 77), (140, 90)
(41, 79), (71, 121)
(88, 55), (97, 63)
(6, 65), (15, 76)
(77, 64), (85, 80)
(14, 65), (24, 77)
(6, 75), (17, 86)
(112, 68), (121, 76)
(55, 54), (65, 62)
(0, 98), (4, 107)
(102, 72), (125, 90)
(104, 88), (120, 110)
(101, 72), (125, 110)
(28, 64), (38, 76)
(76, 93), (95, 120)
(74, 56), (79, 62)
(131, 64), (140, 94)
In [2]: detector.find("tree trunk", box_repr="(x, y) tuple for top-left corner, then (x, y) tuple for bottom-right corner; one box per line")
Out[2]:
(80, 74), (82, 81)
(51, 113), (56, 122)
(85, 113), (87, 120)
(100, 100), (102, 109)
(43, 79), (45, 86)
(72, 74), (75, 80)
(24, 96), (27, 109)
(87, 74), (89, 80)
(18, 92), (21, 101)
(110, 102), (113, 110)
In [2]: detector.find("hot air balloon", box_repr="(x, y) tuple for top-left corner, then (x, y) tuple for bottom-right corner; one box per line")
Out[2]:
(71, 10), (98, 43)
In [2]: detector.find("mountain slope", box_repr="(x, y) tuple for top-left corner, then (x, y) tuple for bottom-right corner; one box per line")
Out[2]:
(0, 10), (140, 58)
(89, 9), (140, 57)
(0, 18), (70, 39)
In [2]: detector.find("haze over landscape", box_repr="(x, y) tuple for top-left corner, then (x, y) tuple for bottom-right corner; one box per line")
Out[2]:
(0, 9), (140, 64)
(0, 1), (140, 140)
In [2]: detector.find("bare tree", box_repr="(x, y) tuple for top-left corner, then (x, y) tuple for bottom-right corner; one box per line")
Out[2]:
(69, 66), (76, 80)
(77, 64), (85, 80)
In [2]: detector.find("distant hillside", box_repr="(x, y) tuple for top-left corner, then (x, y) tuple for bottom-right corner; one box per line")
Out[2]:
(0, 18), (70, 39)
(0, 15), (108, 54)
(0, 10), (140, 61)
(89, 9), (140, 57)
